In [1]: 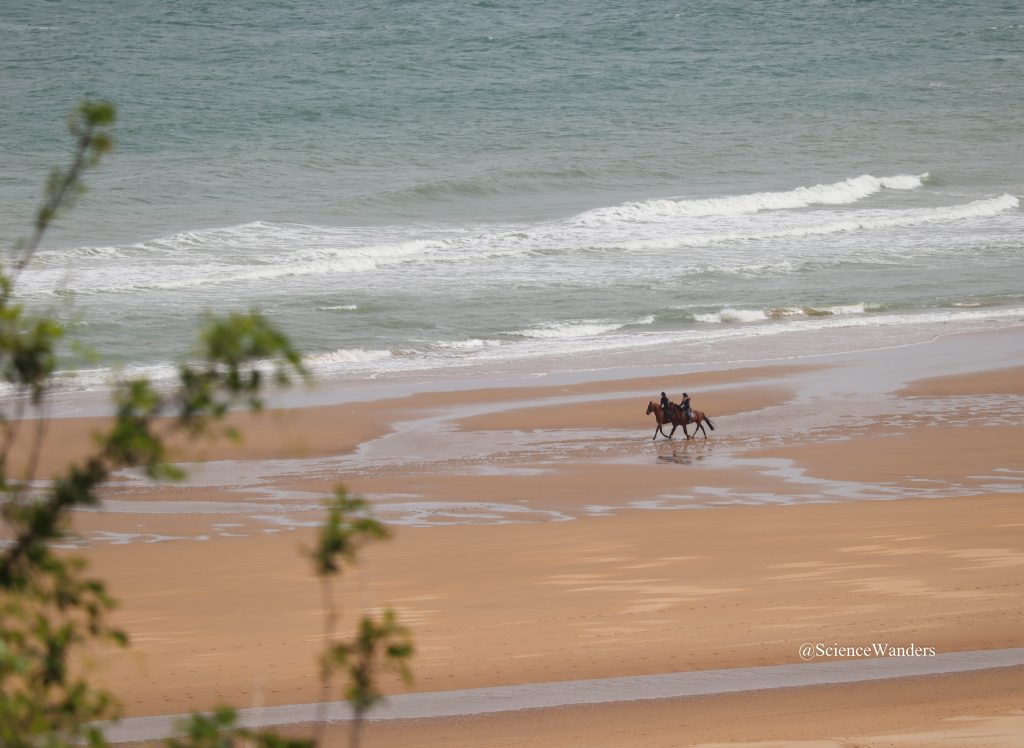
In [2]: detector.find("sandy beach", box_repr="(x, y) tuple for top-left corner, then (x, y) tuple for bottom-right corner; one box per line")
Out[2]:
(45, 325), (1023, 745)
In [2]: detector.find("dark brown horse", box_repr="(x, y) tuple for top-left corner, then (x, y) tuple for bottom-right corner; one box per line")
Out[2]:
(646, 401), (716, 440)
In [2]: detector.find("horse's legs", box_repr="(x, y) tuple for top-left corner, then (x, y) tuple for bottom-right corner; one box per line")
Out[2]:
(653, 423), (662, 440)
(667, 422), (678, 439)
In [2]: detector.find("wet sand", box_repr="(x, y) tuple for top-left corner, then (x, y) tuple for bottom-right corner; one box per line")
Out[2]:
(51, 325), (1024, 744)
(107, 652), (1024, 743)
(14, 364), (809, 480)
(304, 666), (1024, 748)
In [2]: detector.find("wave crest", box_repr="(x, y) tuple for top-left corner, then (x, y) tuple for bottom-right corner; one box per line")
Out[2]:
(575, 173), (929, 225)
(305, 348), (393, 366)
(695, 304), (881, 324)
(511, 315), (654, 339)
(693, 308), (769, 324)
(630, 194), (1019, 250)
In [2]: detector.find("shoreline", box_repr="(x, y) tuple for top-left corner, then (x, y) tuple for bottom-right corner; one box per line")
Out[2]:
(21, 316), (1024, 419)
(16, 323), (1024, 483)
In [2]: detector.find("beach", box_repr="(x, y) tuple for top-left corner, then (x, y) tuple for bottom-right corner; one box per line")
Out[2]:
(39, 323), (1018, 745)
(4, 2), (1024, 745)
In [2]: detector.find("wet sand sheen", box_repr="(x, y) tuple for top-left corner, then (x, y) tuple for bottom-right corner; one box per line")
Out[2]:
(17, 363), (812, 479)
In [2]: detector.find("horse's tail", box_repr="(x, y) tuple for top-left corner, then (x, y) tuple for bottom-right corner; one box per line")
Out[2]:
(705, 415), (716, 431)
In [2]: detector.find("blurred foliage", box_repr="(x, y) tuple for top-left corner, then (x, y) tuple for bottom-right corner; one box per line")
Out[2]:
(0, 99), (124, 748)
(327, 608), (413, 747)
(0, 101), (412, 748)
(308, 489), (411, 748)
(167, 708), (312, 748)
(311, 489), (390, 577)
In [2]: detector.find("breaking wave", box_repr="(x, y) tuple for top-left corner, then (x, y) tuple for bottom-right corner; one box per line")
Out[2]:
(305, 348), (393, 366)
(631, 194), (1020, 249)
(575, 173), (929, 225)
(511, 315), (655, 339)
(694, 304), (882, 324)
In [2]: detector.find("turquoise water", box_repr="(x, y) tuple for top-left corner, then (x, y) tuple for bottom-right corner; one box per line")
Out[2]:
(2, 1), (1023, 387)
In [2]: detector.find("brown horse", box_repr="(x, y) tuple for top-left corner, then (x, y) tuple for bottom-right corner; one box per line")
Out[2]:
(645, 401), (716, 440)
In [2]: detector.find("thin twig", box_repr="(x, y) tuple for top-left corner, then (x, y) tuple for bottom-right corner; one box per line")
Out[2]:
(350, 704), (365, 748)
(314, 575), (338, 746)
(0, 394), (29, 477)
(17, 398), (51, 502)
(10, 132), (93, 288)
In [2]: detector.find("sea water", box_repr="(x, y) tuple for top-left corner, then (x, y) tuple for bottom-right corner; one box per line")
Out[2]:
(2, 0), (1022, 391)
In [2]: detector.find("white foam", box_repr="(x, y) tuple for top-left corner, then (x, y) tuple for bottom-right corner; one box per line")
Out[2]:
(25, 186), (1015, 302)
(433, 338), (502, 351)
(515, 321), (625, 338)
(694, 308), (769, 323)
(317, 304), (359, 311)
(26, 225), (455, 296)
(769, 303), (876, 318)
(14, 304), (1024, 403)
(470, 305), (1024, 372)
(132, 239), (445, 291)
(305, 348), (393, 366)
(24, 348), (395, 396)
(33, 245), (128, 263)
(716, 261), (797, 276)
(512, 315), (653, 339)
(575, 173), (928, 225)
(820, 303), (867, 315)
(640, 194), (1020, 249)
(45, 362), (182, 392)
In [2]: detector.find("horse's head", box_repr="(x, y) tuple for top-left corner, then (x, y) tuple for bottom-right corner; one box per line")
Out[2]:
(646, 401), (655, 415)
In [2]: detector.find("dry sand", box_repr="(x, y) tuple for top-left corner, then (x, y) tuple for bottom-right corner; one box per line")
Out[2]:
(46, 328), (1024, 744)
(86, 494), (1024, 718)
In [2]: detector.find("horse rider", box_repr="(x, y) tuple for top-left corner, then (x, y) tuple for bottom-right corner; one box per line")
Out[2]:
(660, 391), (673, 418)
(680, 392), (692, 421)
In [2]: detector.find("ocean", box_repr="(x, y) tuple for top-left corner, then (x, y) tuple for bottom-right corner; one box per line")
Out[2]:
(2, 0), (1022, 392)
